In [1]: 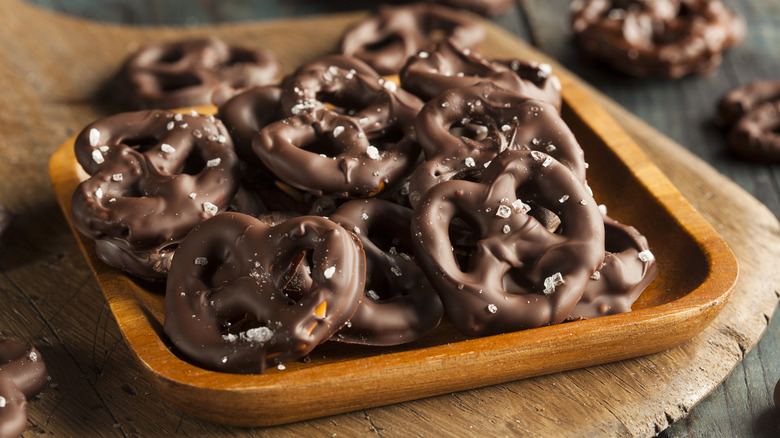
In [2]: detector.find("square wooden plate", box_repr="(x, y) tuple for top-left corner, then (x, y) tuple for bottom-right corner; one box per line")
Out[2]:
(48, 15), (738, 427)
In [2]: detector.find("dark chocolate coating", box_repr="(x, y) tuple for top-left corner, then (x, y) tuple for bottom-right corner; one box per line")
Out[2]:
(71, 110), (240, 279)
(0, 372), (27, 438)
(572, 0), (745, 79)
(0, 340), (47, 399)
(412, 149), (605, 337)
(340, 3), (485, 75)
(400, 39), (562, 110)
(727, 101), (780, 162)
(217, 85), (285, 167)
(109, 37), (280, 110)
(164, 212), (366, 373)
(569, 214), (658, 319)
(408, 82), (586, 208)
(718, 80), (780, 127)
(330, 199), (443, 345)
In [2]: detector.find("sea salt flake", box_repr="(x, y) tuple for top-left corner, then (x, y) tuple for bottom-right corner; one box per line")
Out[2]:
(166, 121), (175, 130)
(391, 266), (402, 277)
(161, 143), (176, 153)
(366, 145), (380, 160)
(367, 290), (380, 300)
(174, 113), (183, 121)
(538, 63), (552, 78)
(361, 213), (369, 221)
(0, 396), (6, 408)
(92, 150), (105, 164)
(487, 304), (498, 314)
(559, 194), (569, 203)
(495, 204), (512, 219)
(353, 226), (361, 234)
(333, 126), (345, 138)
(464, 157), (476, 168)
(324, 266), (336, 279)
(99, 145), (109, 152)
(194, 257), (208, 266)
(221, 356), (228, 363)
(598, 204), (608, 215)
(189, 192), (197, 199)
(591, 271), (601, 280)
(550, 75), (562, 92)
(222, 333), (237, 342)
(542, 156), (554, 167)
(418, 51), (429, 58)
(95, 188), (103, 199)
(112, 173), (123, 182)
(546, 144), (557, 152)
(638, 250), (655, 262)
(277, 364), (286, 370)
(531, 151), (544, 161)
(543, 272), (564, 295)
(244, 327), (274, 343)
(192, 129), (203, 139)
(502, 224), (511, 234)
(512, 199), (531, 214)
(206, 158), (221, 168)
(382, 80), (397, 92)
(89, 128), (100, 147)
(29, 352), (38, 362)
(190, 110), (199, 117)
(217, 135), (227, 143)
(501, 124), (512, 132)
(202, 201), (218, 217)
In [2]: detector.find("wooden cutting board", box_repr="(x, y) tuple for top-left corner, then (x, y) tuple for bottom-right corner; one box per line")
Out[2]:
(1, 1), (779, 436)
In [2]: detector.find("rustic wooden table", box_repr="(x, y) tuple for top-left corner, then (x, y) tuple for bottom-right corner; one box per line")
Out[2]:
(5, 0), (780, 436)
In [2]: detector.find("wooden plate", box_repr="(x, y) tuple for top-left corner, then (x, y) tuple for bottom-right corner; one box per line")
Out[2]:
(47, 21), (738, 428)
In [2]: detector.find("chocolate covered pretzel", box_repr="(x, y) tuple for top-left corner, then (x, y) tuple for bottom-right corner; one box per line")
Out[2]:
(718, 80), (780, 162)
(217, 85), (285, 166)
(340, 3), (485, 75)
(413, 149), (605, 336)
(570, 214), (657, 319)
(71, 110), (240, 279)
(0, 339), (48, 438)
(256, 56), (423, 197)
(164, 212), (365, 373)
(109, 37), (280, 109)
(571, 0), (745, 79)
(400, 39), (562, 109)
(330, 199), (443, 345)
(408, 82), (586, 207)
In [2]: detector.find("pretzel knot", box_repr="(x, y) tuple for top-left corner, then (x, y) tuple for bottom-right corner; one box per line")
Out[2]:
(340, 3), (485, 75)
(256, 56), (423, 197)
(110, 37), (280, 109)
(408, 82), (586, 208)
(71, 110), (240, 279)
(330, 199), (443, 345)
(400, 39), (562, 110)
(0, 339), (48, 438)
(164, 213), (366, 373)
(718, 80), (780, 162)
(412, 150), (605, 336)
(571, 0), (745, 78)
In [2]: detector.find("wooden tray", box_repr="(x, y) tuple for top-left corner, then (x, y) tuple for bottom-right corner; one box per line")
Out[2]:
(47, 22), (738, 428)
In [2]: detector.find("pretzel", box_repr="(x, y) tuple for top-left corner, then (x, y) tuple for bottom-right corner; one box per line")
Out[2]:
(717, 80), (780, 162)
(571, 0), (745, 78)
(570, 214), (657, 319)
(0, 339), (48, 438)
(164, 212), (365, 373)
(408, 82), (586, 207)
(400, 39), (562, 109)
(330, 199), (443, 345)
(340, 3), (485, 75)
(108, 37), (280, 109)
(71, 110), (240, 279)
(412, 149), (604, 336)
(217, 85), (285, 166)
(0, 373), (26, 438)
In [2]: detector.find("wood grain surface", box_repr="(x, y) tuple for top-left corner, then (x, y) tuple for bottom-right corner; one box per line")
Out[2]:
(2, 0), (779, 436)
